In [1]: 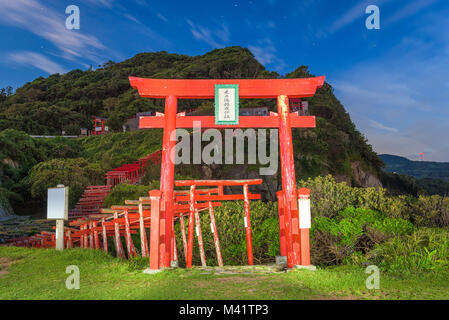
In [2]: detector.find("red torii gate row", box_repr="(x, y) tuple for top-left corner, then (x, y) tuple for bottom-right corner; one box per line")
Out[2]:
(9, 181), (263, 269)
(105, 150), (162, 186)
(129, 76), (324, 269)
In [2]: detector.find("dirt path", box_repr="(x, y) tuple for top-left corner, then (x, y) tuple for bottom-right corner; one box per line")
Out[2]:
(0, 257), (11, 277)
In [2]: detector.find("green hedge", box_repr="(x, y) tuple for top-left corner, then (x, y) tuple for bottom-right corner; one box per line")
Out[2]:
(174, 200), (279, 267)
(300, 175), (449, 228)
(368, 228), (449, 274)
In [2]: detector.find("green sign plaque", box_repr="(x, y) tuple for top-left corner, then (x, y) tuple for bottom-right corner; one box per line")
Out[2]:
(214, 84), (239, 125)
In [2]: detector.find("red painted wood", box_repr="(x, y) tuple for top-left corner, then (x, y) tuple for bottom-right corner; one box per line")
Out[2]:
(195, 206), (207, 267)
(278, 95), (298, 268)
(298, 188), (311, 266)
(129, 76), (325, 99)
(276, 191), (287, 257)
(114, 212), (125, 259)
(149, 190), (161, 270)
(243, 184), (254, 266)
(102, 218), (108, 253)
(186, 185), (196, 268)
(139, 203), (149, 257)
(93, 221), (100, 250)
(175, 193), (260, 202)
(179, 214), (188, 265)
(175, 179), (263, 187)
(299, 229), (310, 266)
(209, 201), (223, 267)
(140, 114), (316, 129)
(124, 209), (137, 258)
(159, 95), (177, 268)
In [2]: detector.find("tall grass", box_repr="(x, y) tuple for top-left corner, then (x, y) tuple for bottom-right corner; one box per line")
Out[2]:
(368, 228), (449, 274)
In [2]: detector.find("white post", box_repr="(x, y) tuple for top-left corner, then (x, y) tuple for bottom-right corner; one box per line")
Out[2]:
(47, 184), (69, 251)
(56, 219), (64, 251)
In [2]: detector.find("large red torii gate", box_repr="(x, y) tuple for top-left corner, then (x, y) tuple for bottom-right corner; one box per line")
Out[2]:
(129, 76), (325, 269)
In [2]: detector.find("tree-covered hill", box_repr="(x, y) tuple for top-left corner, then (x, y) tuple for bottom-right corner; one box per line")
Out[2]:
(380, 154), (449, 181)
(379, 154), (449, 196)
(0, 46), (385, 215)
(0, 47), (276, 135)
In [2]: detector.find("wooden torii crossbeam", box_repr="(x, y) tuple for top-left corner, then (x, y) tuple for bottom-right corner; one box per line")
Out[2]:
(129, 76), (325, 269)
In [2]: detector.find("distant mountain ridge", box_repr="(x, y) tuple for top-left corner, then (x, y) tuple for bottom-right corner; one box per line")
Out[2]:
(380, 154), (449, 181)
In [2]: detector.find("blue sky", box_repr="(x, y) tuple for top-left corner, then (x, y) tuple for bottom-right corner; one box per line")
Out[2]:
(0, 0), (448, 161)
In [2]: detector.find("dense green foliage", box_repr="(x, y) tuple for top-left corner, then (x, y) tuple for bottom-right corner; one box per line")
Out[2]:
(103, 182), (160, 208)
(299, 175), (449, 228)
(168, 176), (448, 271)
(0, 129), (162, 214)
(28, 158), (103, 207)
(368, 228), (449, 274)
(313, 207), (415, 248)
(80, 130), (162, 172)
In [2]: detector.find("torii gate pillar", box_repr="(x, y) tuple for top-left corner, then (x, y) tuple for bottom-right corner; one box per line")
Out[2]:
(278, 95), (300, 267)
(159, 95), (177, 268)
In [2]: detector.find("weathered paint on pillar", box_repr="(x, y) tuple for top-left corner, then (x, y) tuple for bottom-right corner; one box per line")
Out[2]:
(93, 221), (100, 250)
(102, 218), (108, 253)
(114, 212), (125, 259)
(186, 185), (196, 268)
(55, 220), (64, 251)
(209, 201), (223, 267)
(276, 191), (287, 257)
(179, 214), (188, 264)
(194, 208), (207, 267)
(149, 190), (161, 270)
(277, 95), (298, 268)
(67, 230), (72, 249)
(139, 202), (149, 257)
(159, 95), (178, 268)
(124, 209), (137, 258)
(243, 184), (254, 266)
(83, 224), (88, 249)
(88, 222), (94, 249)
(173, 231), (178, 262)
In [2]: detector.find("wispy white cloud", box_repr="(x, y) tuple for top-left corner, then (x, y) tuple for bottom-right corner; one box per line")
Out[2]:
(328, 0), (391, 34)
(8, 51), (67, 74)
(157, 13), (168, 22)
(123, 13), (142, 25)
(248, 38), (286, 71)
(135, 0), (149, 6)
(186, 19), (230, 48)
(369, 120), (398, 133)
(384, 0), (439, 25)
(328, 0), (374, 33)
(82, 0), (116, 8)
(0, 0), (106, 63)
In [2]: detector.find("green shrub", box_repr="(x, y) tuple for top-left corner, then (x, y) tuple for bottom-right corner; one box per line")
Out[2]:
(368, 228), (449, 274)
(103, 181), (160, 207)
(28, 158), (103, 207)
(310, 207), (415, 265)
(409, 195), (449, 228)
(300, 175), (448, 228)
(174, 200), (279, 267)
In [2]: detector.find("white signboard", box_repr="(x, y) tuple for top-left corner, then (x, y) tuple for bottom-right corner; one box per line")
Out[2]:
(298, 198), (311, 229)
(47, 187), (69, 220)
(215, 84), (239, 125)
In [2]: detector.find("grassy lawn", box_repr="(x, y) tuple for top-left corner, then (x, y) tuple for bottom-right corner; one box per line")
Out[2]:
(0, 246), (448, 300)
